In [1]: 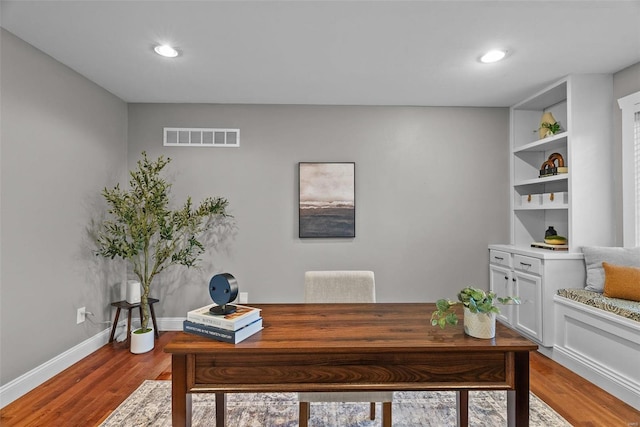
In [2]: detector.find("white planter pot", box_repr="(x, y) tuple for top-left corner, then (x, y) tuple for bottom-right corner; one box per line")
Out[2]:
(130, 327), (154, 354)
(463, 307), (496, 339)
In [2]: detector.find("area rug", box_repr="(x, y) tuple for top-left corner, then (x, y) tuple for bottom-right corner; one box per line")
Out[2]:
(100, 380), (571, 426)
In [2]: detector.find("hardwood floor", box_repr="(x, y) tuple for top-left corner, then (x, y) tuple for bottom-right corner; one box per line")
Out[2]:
(1, 331), (639, 426)
(529, 352), (639, 427)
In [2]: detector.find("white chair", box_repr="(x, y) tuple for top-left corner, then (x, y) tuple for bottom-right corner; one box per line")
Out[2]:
(299, 271), (393, 427)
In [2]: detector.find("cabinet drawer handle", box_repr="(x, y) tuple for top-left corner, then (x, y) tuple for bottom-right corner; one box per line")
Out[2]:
(494, 256), (504, 261)
(520, 262), (532, 267)
(504, 276), (509, 280)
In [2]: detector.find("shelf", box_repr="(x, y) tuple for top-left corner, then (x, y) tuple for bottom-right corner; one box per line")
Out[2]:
(489, 244), (584, 260)
(514, 205), (568, 211)
(514, 174), (568, 187)
(513, 132), (568, 154)
(513, 80), (567, 111)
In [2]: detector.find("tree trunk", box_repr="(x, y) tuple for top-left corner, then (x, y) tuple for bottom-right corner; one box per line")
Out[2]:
(140, 281), (151, 332)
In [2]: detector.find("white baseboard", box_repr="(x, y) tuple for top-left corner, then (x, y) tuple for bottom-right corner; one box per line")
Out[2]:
(536, 345), (553, 359)
(126, 317), (184, 332)
(0, 328), (111, 408)
(158, 317), (186, 331)
(554, 346), (640, 410)
(0, 317), (187, 408)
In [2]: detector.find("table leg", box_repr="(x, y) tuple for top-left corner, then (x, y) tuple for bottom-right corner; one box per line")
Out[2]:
(172, 354), (192, 427)
(109, 307), (121, 343)
(456, 390), (469, 427)
(150, 302), (160, 338)
(382, 401), (392, 427)
(299, 402), (310, 427)
(507, 390), (515, 427)
(508, 351), (530, 427)
(126, 308), (133, 348)
(215, 393), (226, 427)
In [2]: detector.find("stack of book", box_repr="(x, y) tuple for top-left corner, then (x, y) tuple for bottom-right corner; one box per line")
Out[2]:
(183, 303), (262, 344)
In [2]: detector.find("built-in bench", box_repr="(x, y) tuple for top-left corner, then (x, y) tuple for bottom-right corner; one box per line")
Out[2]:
(554, 288), (640, 410)
(557, 288), (640, 321)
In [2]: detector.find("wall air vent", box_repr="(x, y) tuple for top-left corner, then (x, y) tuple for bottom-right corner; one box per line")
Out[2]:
(163, 128), (240, 147)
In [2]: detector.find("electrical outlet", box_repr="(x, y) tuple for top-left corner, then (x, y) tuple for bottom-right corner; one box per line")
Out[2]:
(77, 307), (86, 324)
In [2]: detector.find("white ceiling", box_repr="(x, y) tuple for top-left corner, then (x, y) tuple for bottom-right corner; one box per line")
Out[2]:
(2, 1), (639, 107)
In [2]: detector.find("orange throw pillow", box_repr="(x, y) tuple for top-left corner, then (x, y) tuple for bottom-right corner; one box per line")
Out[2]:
(602, 262), (640, 302)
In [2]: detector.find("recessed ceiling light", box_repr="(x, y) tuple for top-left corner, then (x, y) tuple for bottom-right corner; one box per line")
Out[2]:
(154, 44), (179, 58)
(480, 50), (507, 63)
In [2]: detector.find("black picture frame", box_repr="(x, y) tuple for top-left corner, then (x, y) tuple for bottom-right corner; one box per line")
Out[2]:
(299, 162), (355, 238)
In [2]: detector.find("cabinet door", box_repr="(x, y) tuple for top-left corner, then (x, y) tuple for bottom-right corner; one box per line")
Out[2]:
(513, 270), (543, 342)
(489, 264), (512, 324)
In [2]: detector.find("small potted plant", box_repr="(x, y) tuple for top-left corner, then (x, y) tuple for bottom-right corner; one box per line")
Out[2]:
(431, 286), (520, 339)
(540, 121), (561, 138)
(537, 111), (562, 139)
(96, 152), (230, 353)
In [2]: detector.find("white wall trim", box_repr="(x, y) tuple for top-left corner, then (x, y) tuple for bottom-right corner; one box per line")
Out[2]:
(618, 90), (640, 247)
(0, 318), (186, 408)
(0, 328), (111, 408)
(158, 317), (186, 331)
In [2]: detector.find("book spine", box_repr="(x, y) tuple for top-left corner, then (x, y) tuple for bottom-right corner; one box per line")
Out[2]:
(183, 320), (234, 343)
(187, 310), (261, 331)
(186, 313), (236, 330)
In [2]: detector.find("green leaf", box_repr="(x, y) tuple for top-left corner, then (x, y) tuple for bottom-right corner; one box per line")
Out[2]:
(436, 299), (452, 311)
(445, 312), (458, 326)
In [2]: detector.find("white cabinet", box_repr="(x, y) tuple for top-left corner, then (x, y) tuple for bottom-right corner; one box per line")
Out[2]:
(489, 250), (513, 324)
(512, 269), (542, 343)
(489, 246), (585, 347)
(489, 265), (512, 324)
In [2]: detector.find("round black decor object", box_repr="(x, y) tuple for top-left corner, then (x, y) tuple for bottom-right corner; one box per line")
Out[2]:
(209, 273), (239, 315)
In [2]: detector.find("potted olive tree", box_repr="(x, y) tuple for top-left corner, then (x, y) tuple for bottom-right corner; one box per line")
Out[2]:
(97, 152), (230, 353)
(431, 286), (520, 339)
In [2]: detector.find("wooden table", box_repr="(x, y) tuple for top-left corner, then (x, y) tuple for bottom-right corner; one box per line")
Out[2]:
(165, 303), (537, 427)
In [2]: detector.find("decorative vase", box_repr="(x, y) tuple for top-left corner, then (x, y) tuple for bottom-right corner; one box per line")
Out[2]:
(463, 307), (496, 339)
(539, 111), (557, 139)
(126, 280), (141, 304)
(130, 327), (154, 354)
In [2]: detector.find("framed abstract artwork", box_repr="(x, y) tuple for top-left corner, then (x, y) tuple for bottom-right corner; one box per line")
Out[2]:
(299, 162), (355, 238)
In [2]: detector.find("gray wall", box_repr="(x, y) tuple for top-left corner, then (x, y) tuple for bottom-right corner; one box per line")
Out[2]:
(4, 22), (635, 395)
(0, 29), (128, 385)
(612, 63), (640, 245)
(0, 28), (510, 388)
(128, 104), (510, 317)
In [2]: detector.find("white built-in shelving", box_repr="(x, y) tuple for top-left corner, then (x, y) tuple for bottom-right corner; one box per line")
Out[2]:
(489, 74), (615, 347)
(510, 75), (614, 251)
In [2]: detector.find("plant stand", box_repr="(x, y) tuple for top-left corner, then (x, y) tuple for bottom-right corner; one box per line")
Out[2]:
(109, 298), (160, 349)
